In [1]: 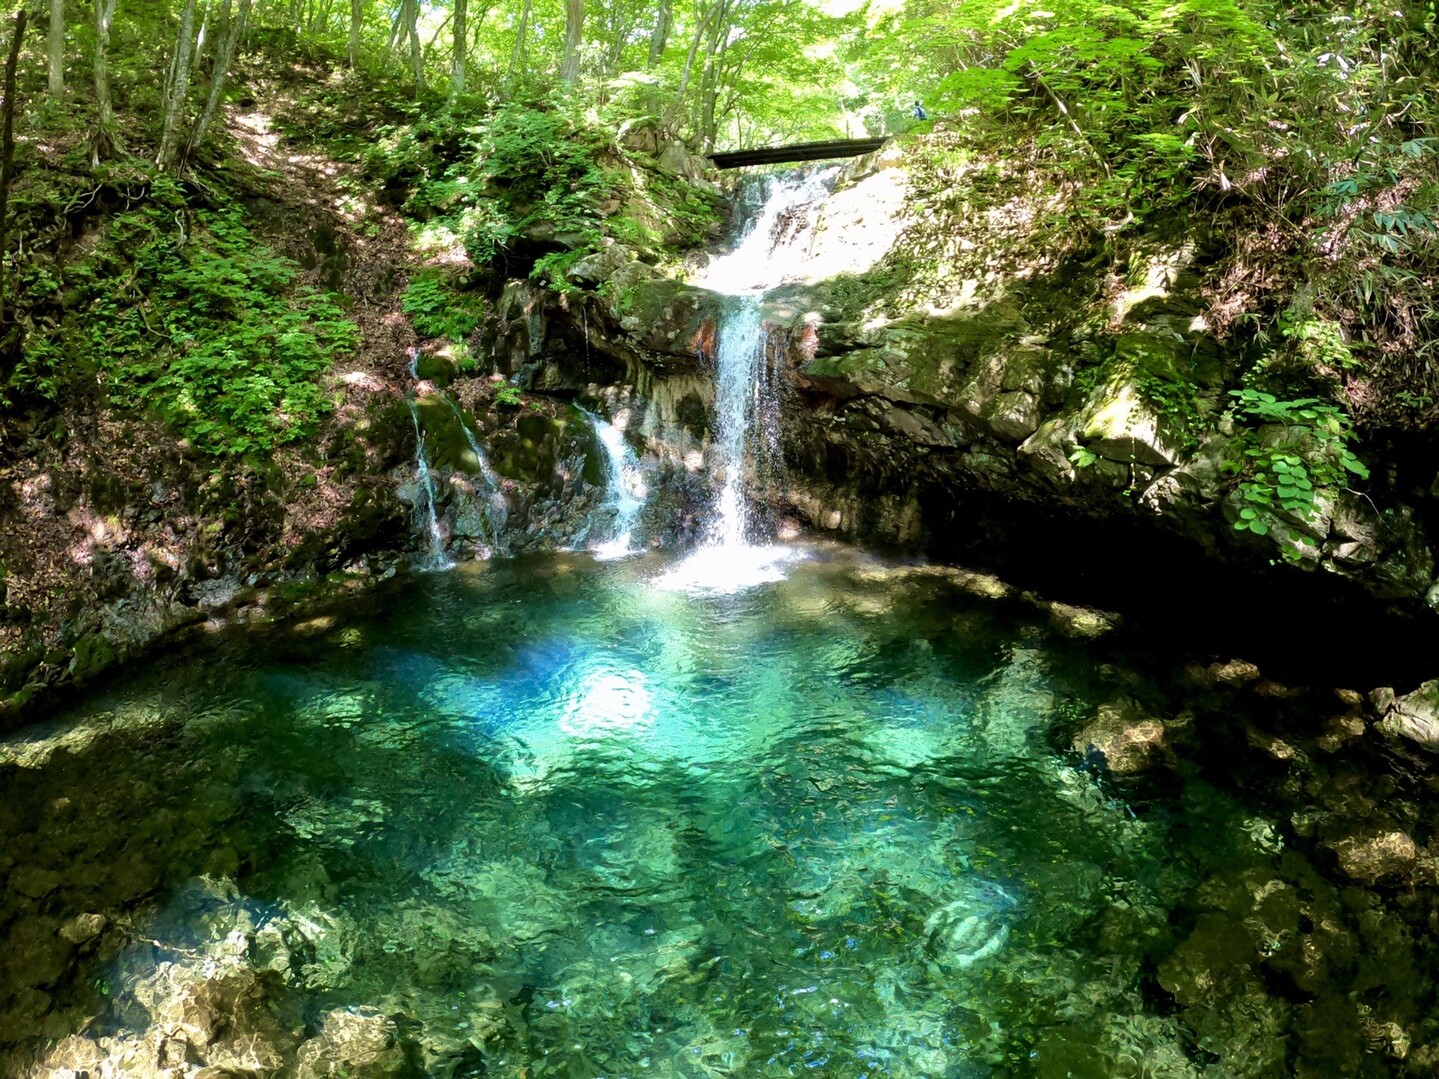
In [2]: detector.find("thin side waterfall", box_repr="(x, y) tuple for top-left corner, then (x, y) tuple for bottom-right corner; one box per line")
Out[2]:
(406, 399), (451, 570)
(659, 167), (838, 592)
(443, 396), (509, 548)
(581, 408), (647, 559)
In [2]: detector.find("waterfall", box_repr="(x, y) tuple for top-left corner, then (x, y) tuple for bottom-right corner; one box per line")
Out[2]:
(697, 168), (838, 549)
(581, 408), (647, 559)
(658, 167), (838, 592)
(406, 400), (451, 570)
(443, 396), (510, 549)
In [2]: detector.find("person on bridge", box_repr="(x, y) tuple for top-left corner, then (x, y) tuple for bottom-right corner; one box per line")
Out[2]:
(912, 101), (927, 120)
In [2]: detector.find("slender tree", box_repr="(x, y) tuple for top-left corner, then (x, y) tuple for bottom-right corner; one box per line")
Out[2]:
(646, 0), (670, 68)
(347, 0), (361, 67)
(506, 0), (531, 79)
(46, 0), (61, 96)
(402, 0), (423, 87)
(157, 0), (198, 168)
(92, 0), (119, 160)
(0, 9), (28, 321)
(451, 0), (467, 95)
(559, 0), (583, 83)
(189, 0), (251, 156)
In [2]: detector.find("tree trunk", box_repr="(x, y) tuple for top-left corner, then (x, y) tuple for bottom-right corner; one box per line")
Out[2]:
(0, 10), (28, 323)
(646, 0), (669, 69)
(92, 0), (119, 161)
(673, 3), (709, 103)
(404, 0), (423, 88)
(506, 0), (530, 79)
(698, 30), (727, 150)
(191, 0), (210, 79)
(559, 0), (583, 84)
(189, 0), (250, 156)
(46, 0), (61, 96)
(347, 0), (360, 67)
(450, 0), (466, 95)
(157, 0), (198, 168)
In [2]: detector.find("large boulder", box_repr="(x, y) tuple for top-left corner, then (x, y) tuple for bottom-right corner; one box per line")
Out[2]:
(1376, 679), (1439, 750)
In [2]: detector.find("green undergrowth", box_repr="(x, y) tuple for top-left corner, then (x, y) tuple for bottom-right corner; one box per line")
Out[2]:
(402, 268), (488, 344)
(11, 177), (357, 457)
(1223, 388), (1369, 549)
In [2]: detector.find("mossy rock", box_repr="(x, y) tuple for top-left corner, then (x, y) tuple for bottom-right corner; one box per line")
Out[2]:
(413, 394), (489, 474)
(1115, 330), (1223, 387)
(491, 412), (580, 484)
(415, 351), (458, 387)
(68, 632), (117, 684)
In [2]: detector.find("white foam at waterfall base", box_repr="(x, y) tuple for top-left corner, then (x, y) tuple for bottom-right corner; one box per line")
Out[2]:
(657, 168), (837, 594)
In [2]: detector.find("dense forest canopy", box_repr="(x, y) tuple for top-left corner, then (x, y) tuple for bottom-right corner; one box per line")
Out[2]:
(11, 0), (1436, 158)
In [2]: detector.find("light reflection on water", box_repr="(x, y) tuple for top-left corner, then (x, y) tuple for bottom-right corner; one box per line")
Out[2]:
(1, 544), (1306, 1077)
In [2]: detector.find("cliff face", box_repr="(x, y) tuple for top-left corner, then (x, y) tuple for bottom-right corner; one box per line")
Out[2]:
(488, 137), (1439, 641)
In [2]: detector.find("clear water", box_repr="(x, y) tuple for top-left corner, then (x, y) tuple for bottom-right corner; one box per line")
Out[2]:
(0, 546), (1337, 1077)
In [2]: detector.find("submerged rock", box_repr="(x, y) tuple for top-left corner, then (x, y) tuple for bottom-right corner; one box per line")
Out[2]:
(1072, 697), (1167, 775)
(294, 1008), (407, 1078)
(1325, 828), (1418, 884)
(922, 882), (1017, 973)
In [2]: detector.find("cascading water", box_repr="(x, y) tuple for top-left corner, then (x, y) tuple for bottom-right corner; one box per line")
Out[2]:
(660, 167), (839, 592)
(581, 408), (647, 559)
(406, 399), (451, 570)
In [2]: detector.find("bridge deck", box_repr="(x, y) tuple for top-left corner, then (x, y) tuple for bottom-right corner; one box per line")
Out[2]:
(708, 137), (887, 169)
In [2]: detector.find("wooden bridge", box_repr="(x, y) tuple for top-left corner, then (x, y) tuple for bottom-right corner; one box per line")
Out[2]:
(708, 137), (887, 169)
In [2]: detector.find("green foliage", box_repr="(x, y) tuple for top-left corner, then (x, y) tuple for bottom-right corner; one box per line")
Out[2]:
(459, 99), (617, 265)
(1224, 389), (1370, 547)
(14, 180), (357, 457)
(402, 269), (487, 341)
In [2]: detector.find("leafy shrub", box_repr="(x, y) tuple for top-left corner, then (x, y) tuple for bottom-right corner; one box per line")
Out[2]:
(1225, 389), (1369, 543)
(458, 99), (619, 269)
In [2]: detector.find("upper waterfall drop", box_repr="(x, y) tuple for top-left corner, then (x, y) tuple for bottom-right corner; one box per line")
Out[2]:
(658, 167), (839, 593)
(692, 166), (841, 297)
